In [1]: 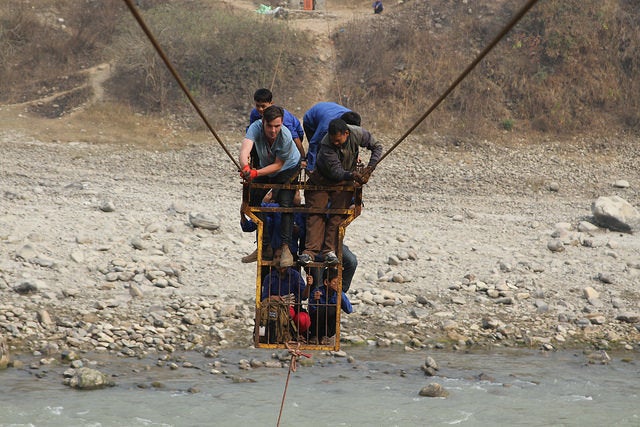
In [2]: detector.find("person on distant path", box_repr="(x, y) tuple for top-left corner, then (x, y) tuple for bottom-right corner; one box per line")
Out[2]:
(302, 102), (361, 171)
(373, 0), (383, 14)
(249, 88), (306, 169)
(299, 119), (382, 266)
(240, 105), (301, 268)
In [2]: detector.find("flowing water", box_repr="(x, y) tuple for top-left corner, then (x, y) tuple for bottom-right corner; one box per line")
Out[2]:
(0, 347), (638, 427)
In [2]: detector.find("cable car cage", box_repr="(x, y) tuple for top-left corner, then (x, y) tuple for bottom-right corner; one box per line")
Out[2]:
(242, 169), (363, 351)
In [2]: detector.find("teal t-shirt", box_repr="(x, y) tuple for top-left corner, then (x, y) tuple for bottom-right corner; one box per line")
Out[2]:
(245, 121), (300, 176)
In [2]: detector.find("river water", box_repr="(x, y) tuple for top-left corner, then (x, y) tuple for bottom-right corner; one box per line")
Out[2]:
(0, 347), (638, 427)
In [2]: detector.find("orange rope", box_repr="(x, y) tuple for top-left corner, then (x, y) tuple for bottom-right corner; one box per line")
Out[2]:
(277, 342), (311, 426)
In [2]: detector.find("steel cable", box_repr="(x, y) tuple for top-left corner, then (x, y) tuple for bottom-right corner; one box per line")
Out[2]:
(377, 0), (541, 165)
(122, 0), (241, 171)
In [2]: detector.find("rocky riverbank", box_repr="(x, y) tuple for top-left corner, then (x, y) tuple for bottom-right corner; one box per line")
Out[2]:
(1, 129), (640, 366)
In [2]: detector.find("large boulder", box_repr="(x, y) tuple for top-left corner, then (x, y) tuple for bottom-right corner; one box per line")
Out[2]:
(66, 367), (115, 390)
(591, 196), (640, 233)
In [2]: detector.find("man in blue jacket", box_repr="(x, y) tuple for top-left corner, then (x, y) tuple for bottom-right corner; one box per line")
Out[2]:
(302, 102), (361, 171)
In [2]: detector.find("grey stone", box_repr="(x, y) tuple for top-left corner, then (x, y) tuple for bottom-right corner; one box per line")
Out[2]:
(189, 212), (220, 230)
(419, 383), (449, 397)
(583, 287), (599, 300)
(616, 313), (639, 323)
(613, 180), (630, 188)
(13, 281), (38, 295)
(547, 239), (565, 252)
(66, 367), (114, 389)
(591, 195), (640, 233)
(99, 201), (115, 212)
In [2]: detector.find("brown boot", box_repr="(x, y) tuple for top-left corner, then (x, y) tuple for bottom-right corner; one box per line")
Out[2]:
(280, 244), (294, 268)
(241, 248), (257, 263)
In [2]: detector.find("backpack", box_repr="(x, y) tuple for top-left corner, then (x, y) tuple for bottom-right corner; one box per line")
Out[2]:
(259, 295), (298, 344)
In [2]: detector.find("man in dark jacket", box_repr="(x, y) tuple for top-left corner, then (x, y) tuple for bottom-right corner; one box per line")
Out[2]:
(299, 119), (382, 265)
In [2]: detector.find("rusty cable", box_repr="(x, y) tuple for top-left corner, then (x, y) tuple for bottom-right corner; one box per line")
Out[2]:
(122, 0), (241, 171)
(377, 0), (541, 165)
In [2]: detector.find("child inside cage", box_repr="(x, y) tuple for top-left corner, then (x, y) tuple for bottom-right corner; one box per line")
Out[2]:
(307, 267), (353, 345)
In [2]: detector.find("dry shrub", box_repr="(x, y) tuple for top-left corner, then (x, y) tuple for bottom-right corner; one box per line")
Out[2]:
(330, 0), (640, 138)
(108, 1), (313, 125)
(0, 0), (123, 103)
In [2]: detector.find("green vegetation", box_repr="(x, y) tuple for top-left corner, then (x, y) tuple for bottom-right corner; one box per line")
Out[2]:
(501, 119), (514, 132)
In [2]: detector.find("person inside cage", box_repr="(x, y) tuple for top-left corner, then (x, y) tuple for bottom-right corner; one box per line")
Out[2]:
(261, 259), (312, 336)
(307, 267), (353, 345)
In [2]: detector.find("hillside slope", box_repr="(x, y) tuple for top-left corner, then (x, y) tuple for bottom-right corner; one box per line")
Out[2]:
(1, 0), (639, 143)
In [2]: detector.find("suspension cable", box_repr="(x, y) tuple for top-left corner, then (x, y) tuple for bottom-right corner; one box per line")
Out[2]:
(122, 0), (241, 171)
(377, 0), (541, 165)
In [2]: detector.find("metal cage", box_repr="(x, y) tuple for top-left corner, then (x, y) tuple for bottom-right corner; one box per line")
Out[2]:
(242, 169), (362, 351)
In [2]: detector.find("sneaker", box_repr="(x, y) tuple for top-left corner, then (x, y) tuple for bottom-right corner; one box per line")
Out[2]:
(280, 245), (294, 268)
(324, 251), (339, 265)
(297, 253), (313, 266)
(241, 249), (257, 263)
(261, 245), (274, 261)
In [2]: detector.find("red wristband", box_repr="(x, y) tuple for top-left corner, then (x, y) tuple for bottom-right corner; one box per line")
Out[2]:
(242, 164), (250, 173)
(250, 169), (258, 179)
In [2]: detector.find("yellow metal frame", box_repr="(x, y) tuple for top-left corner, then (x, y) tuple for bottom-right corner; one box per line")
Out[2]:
(242, 170), (362, 351)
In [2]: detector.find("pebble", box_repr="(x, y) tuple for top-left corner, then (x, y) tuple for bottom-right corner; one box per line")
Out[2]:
(547, 239), (565, 252)
(99, 201), (115, 212)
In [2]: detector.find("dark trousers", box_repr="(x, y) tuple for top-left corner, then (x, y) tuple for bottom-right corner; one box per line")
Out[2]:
(310, 244), (357, 292)
(250, 166), (299, 246)
(310, 306), (337, 339)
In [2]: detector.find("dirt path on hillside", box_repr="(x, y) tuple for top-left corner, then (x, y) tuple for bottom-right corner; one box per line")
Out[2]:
(226, 0), (377, 99)
(0, 0), (375, 142)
